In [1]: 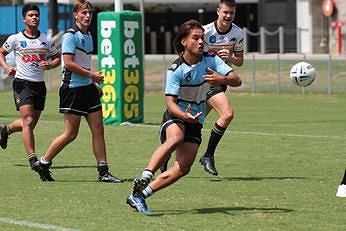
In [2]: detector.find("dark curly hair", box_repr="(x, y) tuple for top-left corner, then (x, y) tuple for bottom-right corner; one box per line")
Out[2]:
(172, 19), (204, 55)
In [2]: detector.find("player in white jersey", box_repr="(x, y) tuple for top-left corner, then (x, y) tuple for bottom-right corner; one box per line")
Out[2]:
(0, 4), (61, 176)
(199, 0), (244, 176)
(126, 19), (241, 213)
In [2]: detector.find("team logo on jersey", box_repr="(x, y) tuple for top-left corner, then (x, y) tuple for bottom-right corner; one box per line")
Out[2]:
(171, 63), (177, 70)
(239, 38), (243, 46)
(184, 72), (192, 82)
(40, 41), (47, 46)
(4, 42), (10, 50)
(209, 36), (216, 44)
(20, 41), (27, 48)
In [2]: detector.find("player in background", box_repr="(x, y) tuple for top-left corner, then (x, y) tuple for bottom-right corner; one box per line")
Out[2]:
(0, 4), (61, 175)
(36, 0), (122, 183)
(336, 169), (346, 197)
(199, 0), (244, 176)
(126, 19), (242, 213)
(160, 0), (244, 176)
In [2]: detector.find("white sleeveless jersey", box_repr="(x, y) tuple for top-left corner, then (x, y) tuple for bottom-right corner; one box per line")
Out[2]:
(203, 21), (244, 65)
(2, 31), (59, 82)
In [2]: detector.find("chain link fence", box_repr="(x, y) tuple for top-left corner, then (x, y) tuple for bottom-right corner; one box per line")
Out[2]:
(1, 53), (346, 94)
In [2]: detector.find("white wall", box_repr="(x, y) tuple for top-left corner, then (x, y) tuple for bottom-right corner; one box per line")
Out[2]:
(297, 0), (313, 54)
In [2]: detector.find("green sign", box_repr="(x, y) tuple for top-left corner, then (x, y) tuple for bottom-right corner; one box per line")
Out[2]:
(97, 11), (143, 125)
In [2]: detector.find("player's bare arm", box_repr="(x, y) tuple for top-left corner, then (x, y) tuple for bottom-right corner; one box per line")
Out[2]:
(63, 54), (104, 83)
(0, 47), (16, 77)
(229, 50), (244, 67)
(204, 67), (241, 87)
(39, 53), (61, 70)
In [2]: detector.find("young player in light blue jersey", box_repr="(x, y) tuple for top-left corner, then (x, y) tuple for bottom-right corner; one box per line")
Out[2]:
(36, 0), (122, 183)
(126, 19), (242, 213)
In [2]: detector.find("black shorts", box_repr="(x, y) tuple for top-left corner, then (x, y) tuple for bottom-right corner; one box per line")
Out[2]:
(159, 110), (202, 145)
(12, 78), (46, 111)
(59, 83), (102, 116)
(206, 84), (227, 101)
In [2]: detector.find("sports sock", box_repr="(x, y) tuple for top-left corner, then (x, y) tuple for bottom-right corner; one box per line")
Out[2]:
(40, 156), (52, 165)
(28, 153), (38, 168)
(341, 169), (346, 185)
(97, 162), (109, 176)
(6, 126), (11, 135)
(142, 185), (154, 199)
(204, 123), (226, 158)
(141, 169), (154, 182)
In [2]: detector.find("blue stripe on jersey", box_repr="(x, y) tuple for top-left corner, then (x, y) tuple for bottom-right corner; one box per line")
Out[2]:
(165, 53), (233, 124)
(61, 24), (93, 88)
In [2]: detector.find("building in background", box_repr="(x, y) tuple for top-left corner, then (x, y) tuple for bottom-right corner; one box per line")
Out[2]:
(0, 0), (344, 55)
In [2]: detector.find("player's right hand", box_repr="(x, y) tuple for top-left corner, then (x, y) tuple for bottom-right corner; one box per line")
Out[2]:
(5, 66), (16, 78)
(184, 104), (202, 124)
(91, 71), (104, 84)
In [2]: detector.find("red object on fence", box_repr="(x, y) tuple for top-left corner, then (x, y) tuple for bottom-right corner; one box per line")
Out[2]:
(331, 21), (344, 54)
(322, 0), (335, 17)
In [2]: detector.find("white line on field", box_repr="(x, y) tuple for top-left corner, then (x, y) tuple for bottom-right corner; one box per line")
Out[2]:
(119, 122), (346, 139)
(1, 118), (344, 140)
(0, 217), (81, 231)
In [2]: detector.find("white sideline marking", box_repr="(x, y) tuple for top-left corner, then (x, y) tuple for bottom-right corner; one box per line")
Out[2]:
(0, 217), (81, 231)
(119, 122), (346, 139)
(2, 118), (344, 140)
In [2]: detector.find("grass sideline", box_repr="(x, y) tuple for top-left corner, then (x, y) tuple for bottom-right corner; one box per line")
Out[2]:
(0, 91), (346, 230)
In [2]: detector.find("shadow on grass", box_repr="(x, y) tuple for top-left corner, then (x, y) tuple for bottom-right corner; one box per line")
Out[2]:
(149, 206), (294, 216)
(13, 164), (95, 169)
(188, 176), (307, 182)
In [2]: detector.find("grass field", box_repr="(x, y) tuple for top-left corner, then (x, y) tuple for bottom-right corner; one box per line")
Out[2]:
(0, 90), (346, 231)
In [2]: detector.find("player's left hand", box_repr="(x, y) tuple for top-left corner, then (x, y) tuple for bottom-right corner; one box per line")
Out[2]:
(203, 67), (226, 86)
(39, 60), (51, 70)
(217, 49), (232, 61)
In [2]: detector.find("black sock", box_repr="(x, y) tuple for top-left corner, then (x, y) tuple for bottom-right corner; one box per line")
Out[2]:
(341, 169), (346, 185)
(97, 162), (109, 176)
(204, 123), (226, 158)
(28, 153), (38, 168)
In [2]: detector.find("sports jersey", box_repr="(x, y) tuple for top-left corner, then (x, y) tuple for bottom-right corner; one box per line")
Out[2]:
(61, 24), (93, 88)
(2, 31), (59, 82)
(203, 21), (244, 65)
(166, 53), (233, 124)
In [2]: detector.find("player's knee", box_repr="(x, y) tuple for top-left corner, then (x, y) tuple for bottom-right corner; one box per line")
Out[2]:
(64, 131), (78, 142)
(222, 109), (234, 122)
(22, 116), (35, 129)
(165, 134), (184, 149)
(179, 165), (191, 176)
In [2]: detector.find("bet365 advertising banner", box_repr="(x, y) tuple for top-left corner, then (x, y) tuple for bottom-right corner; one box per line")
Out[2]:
(97, 11), (143, 125)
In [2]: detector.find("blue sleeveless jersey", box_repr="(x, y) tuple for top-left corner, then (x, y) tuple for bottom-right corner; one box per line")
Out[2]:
(165, 52), (233, 124)
(61, 24), (94, 88)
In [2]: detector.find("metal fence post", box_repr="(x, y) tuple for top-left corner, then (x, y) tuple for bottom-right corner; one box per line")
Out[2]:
(252, 53), (256, 94)
(276, 53), (281, 93)
(279, 26), (284, 54)
(260, 27), (265, 54)
(243, 27), (248, 53)
(328, 54), (332, 94)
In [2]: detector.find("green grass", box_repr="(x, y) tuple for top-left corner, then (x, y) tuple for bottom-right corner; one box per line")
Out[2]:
(0, 91), (346, 230)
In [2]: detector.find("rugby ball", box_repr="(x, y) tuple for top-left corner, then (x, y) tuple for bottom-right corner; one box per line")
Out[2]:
(289, 61), (316, 87)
